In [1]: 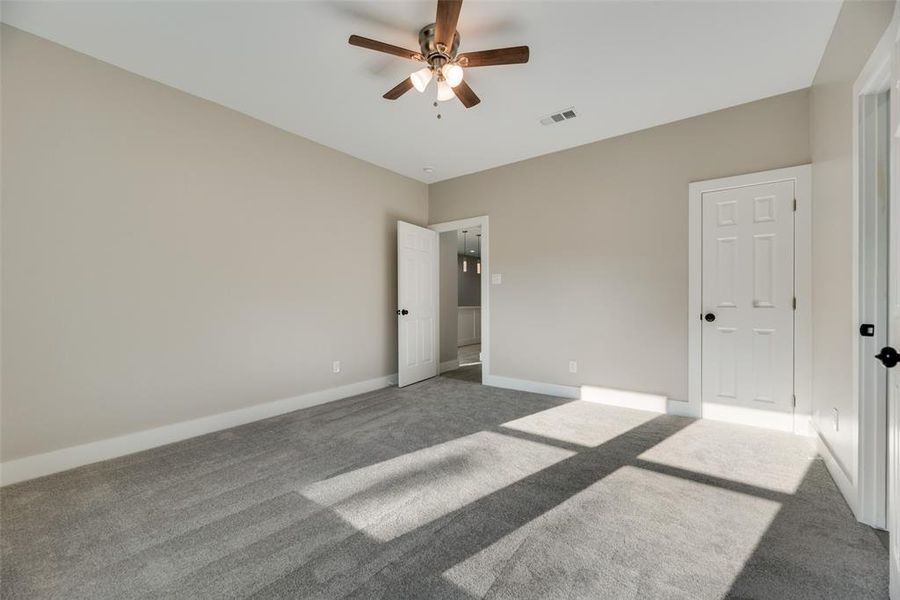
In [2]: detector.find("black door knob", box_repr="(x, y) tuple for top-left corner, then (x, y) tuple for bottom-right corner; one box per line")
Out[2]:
(396, 309), (409, 316)
(704, 313), (716, 323)
(875, 346), (899, 368)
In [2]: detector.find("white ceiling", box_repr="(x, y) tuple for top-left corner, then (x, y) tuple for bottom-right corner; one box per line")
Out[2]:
(1, 1), (840, 183)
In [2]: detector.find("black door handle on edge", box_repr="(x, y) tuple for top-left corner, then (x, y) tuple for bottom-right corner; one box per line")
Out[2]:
(875, 346), (898, 368)
(704, 313), (716, 323)
(396, 309), (409, 316)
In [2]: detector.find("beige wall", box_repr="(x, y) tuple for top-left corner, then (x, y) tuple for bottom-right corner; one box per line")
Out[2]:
(809, 1), (894, 481)
(0, 26), (427, 460)
(429, 90), (811, 401)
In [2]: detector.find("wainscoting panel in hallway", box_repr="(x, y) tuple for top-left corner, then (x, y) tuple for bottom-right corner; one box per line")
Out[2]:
(0, 374), (889, 599)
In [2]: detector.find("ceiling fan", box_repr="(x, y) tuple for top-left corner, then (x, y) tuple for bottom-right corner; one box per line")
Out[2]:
(348, 0), (529, 108)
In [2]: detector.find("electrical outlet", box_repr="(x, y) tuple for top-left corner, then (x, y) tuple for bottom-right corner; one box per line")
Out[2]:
(569, 360), (578, 374)
(332, 360), (341, 374)
(491, 273), (502, 285)
(832, 408), (839, 432)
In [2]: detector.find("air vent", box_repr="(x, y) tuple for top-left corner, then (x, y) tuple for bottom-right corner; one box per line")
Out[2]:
(540, 107), (578, 126)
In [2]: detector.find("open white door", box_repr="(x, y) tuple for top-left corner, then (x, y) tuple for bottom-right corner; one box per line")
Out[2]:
(397, 221), (438, 388)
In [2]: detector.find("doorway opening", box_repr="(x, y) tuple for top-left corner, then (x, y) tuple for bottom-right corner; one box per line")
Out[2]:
(430, 216), (489, 385)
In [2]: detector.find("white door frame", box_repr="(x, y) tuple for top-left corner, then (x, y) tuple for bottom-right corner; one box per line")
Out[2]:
(890, 29), (900, 596)
(853, 25), (894, 529)
(852, 8), (900, 596)
(429, 216), (490, 382)
(688, 165), (812, 431)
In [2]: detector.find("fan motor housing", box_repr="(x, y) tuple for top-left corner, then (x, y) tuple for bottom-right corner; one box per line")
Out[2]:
(419, 23), (460, 67)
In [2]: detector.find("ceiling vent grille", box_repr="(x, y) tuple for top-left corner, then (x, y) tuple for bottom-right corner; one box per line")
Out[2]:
(540, 107), (578, 126)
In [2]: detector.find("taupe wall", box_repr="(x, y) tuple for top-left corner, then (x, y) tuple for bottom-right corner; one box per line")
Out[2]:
(1, 26), (427, 460)
(457, 255), (481, 307)
(429, 90), (811, 401)
(439, 232), (459, 364)
(809, 1), (894, 481)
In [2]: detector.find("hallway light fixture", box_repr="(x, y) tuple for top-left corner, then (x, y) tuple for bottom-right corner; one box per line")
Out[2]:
(476, 234), (481, 275)
(462, 230), (468, 272)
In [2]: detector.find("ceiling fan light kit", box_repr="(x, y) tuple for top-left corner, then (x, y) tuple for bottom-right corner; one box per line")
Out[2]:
(410, 67), (433, 93)
(348, 0), (529, 110)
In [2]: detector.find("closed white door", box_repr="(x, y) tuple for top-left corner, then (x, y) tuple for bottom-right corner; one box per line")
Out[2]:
(397, 221), (438, 387)
(701, 180), (795, 431)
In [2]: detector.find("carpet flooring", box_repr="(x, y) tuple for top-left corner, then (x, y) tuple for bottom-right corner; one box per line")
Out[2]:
(0, 373), (889, 599)
(457, 344), (481, 367)
(441, 364), (482, 384)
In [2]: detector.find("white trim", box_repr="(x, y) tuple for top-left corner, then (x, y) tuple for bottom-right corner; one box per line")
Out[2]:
(817, 429), (860, 517)
(483, 374), (580, 399)
(884, 7), (900, 597)
(581, 386), (667, 413)
(429, 216), (490, 384)
(853, 14), (897, 530)
(688, 165), (813, 429)
(0, 374), (397, 487)
(439, 359), (460, 373)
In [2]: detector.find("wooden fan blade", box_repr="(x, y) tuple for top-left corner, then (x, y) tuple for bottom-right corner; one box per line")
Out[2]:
(453, 80), (480, 108)
(384, 78), (414, 100)
(348, 35), (422, 61)
(458, 46), (529, 67)
(434, 0), (462, 51)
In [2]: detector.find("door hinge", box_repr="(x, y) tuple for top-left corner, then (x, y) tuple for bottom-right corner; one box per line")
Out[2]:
(793, 197), (797, 211)
(793, 297), (797, 310)
(792, 394), (796, 408)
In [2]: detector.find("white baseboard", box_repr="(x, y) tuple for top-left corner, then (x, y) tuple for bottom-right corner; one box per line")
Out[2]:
(0, 374), (397, 487)
(484, 375), (580, 399)
(666, 398), (699, 418)
(581, 385), (668, 413)
(892, 557), (899, 600)
(815, 429), (858, 518)
(484, 376), (696, 417)
(439, 359), (459, 374)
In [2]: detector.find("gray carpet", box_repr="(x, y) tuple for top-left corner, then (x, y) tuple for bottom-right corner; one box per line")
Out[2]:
(441, 364), (482, 383)
(0, 373), (889, 599)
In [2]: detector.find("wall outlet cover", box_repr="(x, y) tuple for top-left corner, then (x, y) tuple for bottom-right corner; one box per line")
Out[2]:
(332, 361), (341, 374)
(569, 360), (578, 373)
(491, 273), (502, 285)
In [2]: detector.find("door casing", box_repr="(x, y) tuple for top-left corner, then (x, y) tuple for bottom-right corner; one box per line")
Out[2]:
(854, 57), (892, 529)
(852, 9), (900, 595)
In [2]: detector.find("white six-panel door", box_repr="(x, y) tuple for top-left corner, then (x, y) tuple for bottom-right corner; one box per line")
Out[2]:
(397, 221), (438, 388)
(701, 180), (795, 431)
